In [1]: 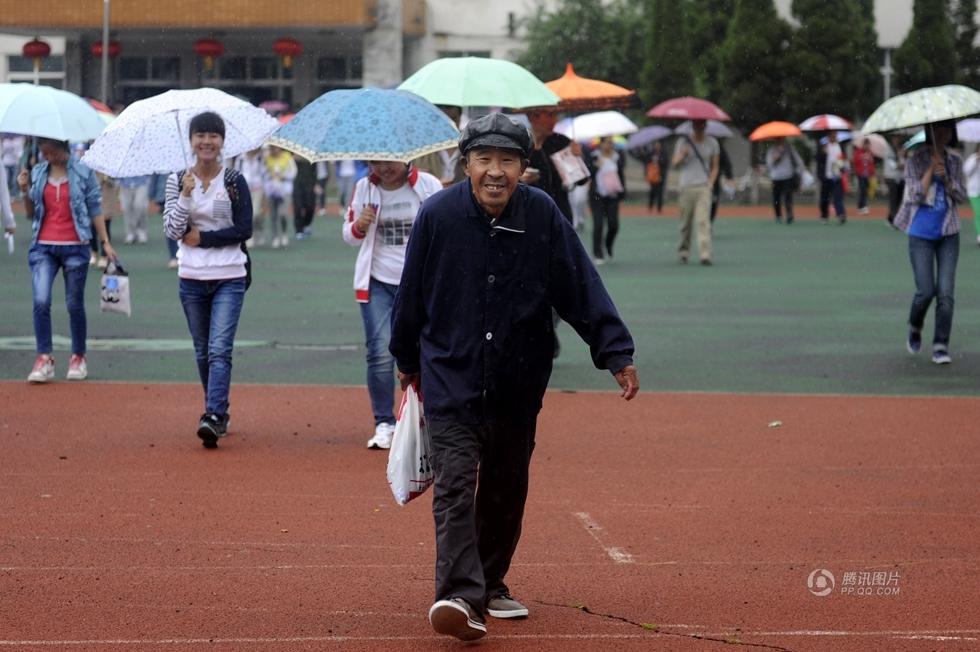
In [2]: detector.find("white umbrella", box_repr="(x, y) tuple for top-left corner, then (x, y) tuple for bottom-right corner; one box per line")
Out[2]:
(81, 88), (279, 177)
(554, 110), (638, 142)
(674, 119), (734, 139)
(956, 118), (980, 142)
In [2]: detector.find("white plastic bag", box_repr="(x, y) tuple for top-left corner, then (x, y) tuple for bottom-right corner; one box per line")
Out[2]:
(100, 261), (131, 317)
(386, 384), (433, 505)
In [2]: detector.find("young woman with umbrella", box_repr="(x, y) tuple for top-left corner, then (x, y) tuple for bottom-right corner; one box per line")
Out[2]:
(18, 138), (115, 384)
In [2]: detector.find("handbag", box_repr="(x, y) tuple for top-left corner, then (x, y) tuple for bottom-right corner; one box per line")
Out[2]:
(386, 384), (433, 505)
(100, 260), (131, 317)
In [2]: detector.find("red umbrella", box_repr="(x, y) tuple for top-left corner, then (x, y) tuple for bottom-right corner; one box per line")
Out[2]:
(646, 96), (731, 122)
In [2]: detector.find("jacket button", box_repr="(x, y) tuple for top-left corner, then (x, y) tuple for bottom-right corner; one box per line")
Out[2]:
(485, 332), (493, 340)
(488, 274), (495, 283)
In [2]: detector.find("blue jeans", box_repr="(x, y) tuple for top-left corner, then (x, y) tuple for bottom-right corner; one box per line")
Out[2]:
(28, 243), (90, 355)
(359, 278), (397, 426)
(908, 234), (959, 348)
(178, 277), (246, 416)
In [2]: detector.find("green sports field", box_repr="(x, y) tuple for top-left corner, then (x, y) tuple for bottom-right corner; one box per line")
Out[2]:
(2, 207), (978, 396)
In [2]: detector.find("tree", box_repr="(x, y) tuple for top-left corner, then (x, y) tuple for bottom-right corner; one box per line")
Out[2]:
(686, 0), (736, 102)
(853, 0), (882, 115)
(639, 0), (695, 108)
(516, 0), (645, 92)
(892, 0), (957, 93)
(716, 0), (791, 130)
(786, 0), (882, 122)
(952, 0), (980, 87)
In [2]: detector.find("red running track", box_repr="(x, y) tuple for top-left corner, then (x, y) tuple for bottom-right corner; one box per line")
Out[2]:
(1, 382), (978, 651)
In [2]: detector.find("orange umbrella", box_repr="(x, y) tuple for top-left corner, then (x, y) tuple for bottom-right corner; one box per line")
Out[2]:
(545, 63), (637, 111)
(749, 121), (802, 141)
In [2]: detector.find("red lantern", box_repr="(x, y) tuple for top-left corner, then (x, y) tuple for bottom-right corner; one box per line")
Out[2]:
(272, 37), (302, 69)
(22, 37), (51, 67)
(91, 40), (121, 58)
(194, 38), (224, 70)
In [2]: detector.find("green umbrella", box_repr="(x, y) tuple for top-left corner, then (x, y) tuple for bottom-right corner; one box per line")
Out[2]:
(861, 84), (980, 134)
(398, 57), (559, 109)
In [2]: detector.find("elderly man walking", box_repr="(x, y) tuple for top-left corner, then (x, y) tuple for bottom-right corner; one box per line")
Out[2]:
(390, 113), (639, 642)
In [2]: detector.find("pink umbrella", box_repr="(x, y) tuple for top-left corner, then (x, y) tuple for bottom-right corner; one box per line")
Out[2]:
(798, 114), (852, 131)
(646, 96), (731, 122)
(851, 132), (892, 158)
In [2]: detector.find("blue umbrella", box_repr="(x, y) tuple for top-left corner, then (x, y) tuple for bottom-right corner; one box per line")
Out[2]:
(0, 83), (105, 142)
(268, 88), (460, 163)
(627, 125), (673, 149)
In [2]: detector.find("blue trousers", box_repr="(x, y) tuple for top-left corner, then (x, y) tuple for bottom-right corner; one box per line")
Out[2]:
(179, 277), (246, 416)
(28, 243), (90, 355)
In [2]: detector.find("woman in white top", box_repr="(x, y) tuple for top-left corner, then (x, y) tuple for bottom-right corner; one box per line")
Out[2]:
(164, 112), (253, 448)
(342, 160), (442, 449)
(587, 137), (626, 265)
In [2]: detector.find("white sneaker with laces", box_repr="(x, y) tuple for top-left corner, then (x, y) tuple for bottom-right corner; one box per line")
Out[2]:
(27, 355), (55, 383)
(367, 422), (395, 449)
(66, 354), (88, 380)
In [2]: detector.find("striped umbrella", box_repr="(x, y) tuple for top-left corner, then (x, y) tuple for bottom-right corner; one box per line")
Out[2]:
(798, 114), (853, 132)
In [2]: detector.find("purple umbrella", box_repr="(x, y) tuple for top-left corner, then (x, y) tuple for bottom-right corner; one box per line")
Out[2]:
(627, 125), (672, 149)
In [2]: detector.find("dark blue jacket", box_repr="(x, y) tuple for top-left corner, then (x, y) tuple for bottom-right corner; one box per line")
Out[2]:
(390, 180), (635, 424)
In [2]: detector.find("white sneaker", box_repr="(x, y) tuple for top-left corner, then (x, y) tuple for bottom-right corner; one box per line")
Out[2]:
(27, 354), (55, 383)
(367, 422), (395, 449)
(66, 354), (88, 380)
(136, 231), (148, 244)
(271, 236), (282, 249)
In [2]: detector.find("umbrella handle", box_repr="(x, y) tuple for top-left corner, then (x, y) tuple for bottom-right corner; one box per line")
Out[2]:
(176, 112), (191, 171)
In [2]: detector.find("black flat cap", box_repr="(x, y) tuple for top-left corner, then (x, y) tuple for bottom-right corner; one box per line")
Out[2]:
(458, 113), (531, 158)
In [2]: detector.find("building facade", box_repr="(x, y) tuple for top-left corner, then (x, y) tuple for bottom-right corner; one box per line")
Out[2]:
(0, 0), (426, 107)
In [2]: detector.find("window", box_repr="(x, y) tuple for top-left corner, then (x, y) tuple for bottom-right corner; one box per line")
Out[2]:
(118, 56), (182, 106)
(7, 54), (65, 74)
(317, 54), (362, 95)
(436, 51), (490, 59)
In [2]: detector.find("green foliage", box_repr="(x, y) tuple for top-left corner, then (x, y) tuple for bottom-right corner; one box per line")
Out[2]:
(786, 0), (882, 121)
(952, 0), (980, 87)
(515, 0), (645, 91)
(717, 0), (791, 129)
(687, 0), (736, 101)
(893, 0), (957, 93)
(639, 0), (695, 107)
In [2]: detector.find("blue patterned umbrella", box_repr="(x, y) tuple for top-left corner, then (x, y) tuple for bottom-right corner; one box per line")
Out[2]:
(268, 88), (459, 163)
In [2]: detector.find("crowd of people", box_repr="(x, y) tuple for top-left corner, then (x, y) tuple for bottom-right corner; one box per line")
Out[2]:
(7, 89), (978, 642)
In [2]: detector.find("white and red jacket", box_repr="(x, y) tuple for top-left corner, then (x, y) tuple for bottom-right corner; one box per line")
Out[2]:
(341, 165), (443, 302)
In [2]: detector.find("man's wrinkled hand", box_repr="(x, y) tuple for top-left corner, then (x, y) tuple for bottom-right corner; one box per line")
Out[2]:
(398, 371), (420, 392)
(614, 365), (639, 401)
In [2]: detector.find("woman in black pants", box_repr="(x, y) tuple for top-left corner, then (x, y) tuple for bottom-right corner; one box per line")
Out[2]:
(587, 137), (626, 265)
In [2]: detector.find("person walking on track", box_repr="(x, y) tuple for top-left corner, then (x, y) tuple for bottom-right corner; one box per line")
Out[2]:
(390, 113), (639, 642)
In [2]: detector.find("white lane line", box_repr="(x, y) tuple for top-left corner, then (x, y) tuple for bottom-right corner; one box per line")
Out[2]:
(573, 512), (634, 564)
(2, 630), (978, 646)
(0, 634), (656, 646)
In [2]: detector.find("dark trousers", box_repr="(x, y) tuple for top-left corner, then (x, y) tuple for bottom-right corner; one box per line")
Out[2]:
(772, 178), (795, 222)
(589, 195), (620, 259)
(427, 418), (536, 612)
(647, 182), (664, 212)
(857, 176), (870, 209)
(818, 178), (832, 218)
(887, 180), (905, 223)
(293, 191), (316, 233)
